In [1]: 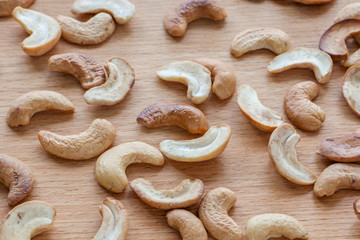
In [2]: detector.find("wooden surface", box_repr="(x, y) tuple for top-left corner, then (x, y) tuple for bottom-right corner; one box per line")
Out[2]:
(0, 0), (360, 239)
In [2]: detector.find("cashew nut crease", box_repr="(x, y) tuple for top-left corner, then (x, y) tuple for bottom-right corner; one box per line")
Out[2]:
(164, 0), (227, 37)
(130, 178), (204, 210)
(6, 91), (75, 127)
(267, 48), (333, 84)
(166, 209), (208, 240)
(136, 102), (209, 134)
(237, 84), (283, 132)
(268, 123), (317, 185)
(246, 213), (309, 240)
(231, 28), (290, 58)
(38, 119), (116, 160)
(71, 0), (135, 24)
(0, 0), (34, 17)
(95, 141), (164, 193)
(160, 124), (231, 162)
(0, 201), (56, 240)
(156, 61), (212, 104)
(12, 7), (61, 56)
(342, 63), (360, 116)
(84, 57), (135, 106)
(354, 198), (360, 218)
(199, 187), (243, 240)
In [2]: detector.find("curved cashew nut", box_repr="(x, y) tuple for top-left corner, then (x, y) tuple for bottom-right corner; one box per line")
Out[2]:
(136, 102), (209, 134)
(334, 3), (360, 45)
(231, 28), (290, 57)
(6, 91), (75, 127)
(166, 209), (208, 240)
(342, 63), (360, 116)
(130, 178), (204, 210)
(246, 213), (309, 240)
(199, 187), (243, 240)
(164, 0), (227, 37)
(95, 141), (164, 193)
(38, 119), (116, 160)
(267, 48), (333, 84)
(12, 7), (61, 56)
(0, 0), (34, 17)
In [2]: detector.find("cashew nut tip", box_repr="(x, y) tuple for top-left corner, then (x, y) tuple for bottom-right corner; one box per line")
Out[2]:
(38, 119), (116, 160)
(6, 91), (75, 127)
(354, 198), (360, 218)
(48, 53), (106, 90)
(230, 28), (290, 58)
(199, 187), (243, 240)
(12, 7), (61, 56)
(95, 141), (164, 193)
(136, 102), (209, 134)
(246, 213), (309, 240)
(130, 178), (204, 210)
(267, 48), (333, 84)
(164, 0), (227, 37)
(0, 0), (34, 17)
(342, 63), (360, 117)
(166, 209), (208, 240)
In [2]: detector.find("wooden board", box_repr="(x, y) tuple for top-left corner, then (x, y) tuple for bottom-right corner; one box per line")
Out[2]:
(0, 0), (359, 239)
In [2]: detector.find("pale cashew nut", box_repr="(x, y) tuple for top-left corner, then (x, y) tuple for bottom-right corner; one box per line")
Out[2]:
(164, 0), (227, 37)
(6, 91), (75, 127)
(268, 123), (317, 185)
(38, 119), (116, 160)
(95, 141), (164, 193)
(343, 49), (360, 67)
(0, 0), (34, 17)
(334, 3), (360, 44)
(130, 178), (204, 210)
(199, 187), (243, 240)
(342, 63), (360, 116)
(12, 7), (61, 56)
(354, 198), (360, 218)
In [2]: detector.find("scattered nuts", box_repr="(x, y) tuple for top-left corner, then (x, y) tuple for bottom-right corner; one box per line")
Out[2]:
(199, 187), (243, 240)
(268, 123), (317, 185)
(342, 63), (360, 116)
(38, 119), (116, 160)
(354, 198), (360, 218)
(284, 81), (325, 132)
(343, 49), (360, 68)
(12, 6), (61, 56)
(95, 141), (164, 193)
(237, 84), (283, 132)
(0, 0), (34, 17)
(163, 0), (227, 37)
(130, 178), (204, 210)
(6, 90), (75, 127)
(267, 48), (333, 84)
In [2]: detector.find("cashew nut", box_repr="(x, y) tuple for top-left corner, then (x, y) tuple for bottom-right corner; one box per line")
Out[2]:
(354, 198), (360, 218)
(38, 119), (116, 160)
(71, 0), (135, 24)
(12, 7), (61, 56)
(84, 57), (135, 106)
(284, 81), (325, 132)
(0, 0), (34, 17)
(334, 3), (360, 44)
(136, 102), (209, 134)
(230, 28), (290, 58)
(0, 201), (56, 239)
(267, 48), (333, 84)
(268, 123), (317, 185)
(130, 178), (204, 210)
(163, 0), (227, 37)
(246, 213), (309, 240)
(156, 61), (212, 104)
(199, 187), (243, 240)
(6, 91), (75, 127)
(166, 209), (208, 240)
(193, 58), (236, 100)
(95, 141), (164, 193)
(342, 63), (360, 116)
(343, 49), (360, 68)
(237, 84), (283, 132)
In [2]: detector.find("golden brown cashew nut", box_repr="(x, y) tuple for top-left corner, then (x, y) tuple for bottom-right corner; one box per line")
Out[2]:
(164, 0), (227, 37)
(38, 119), (116, 160)
(0, 0), (34, 16)
(342, 63), (360, 116)
(199, 187), (243, 240)
(6, 91), (75, 127)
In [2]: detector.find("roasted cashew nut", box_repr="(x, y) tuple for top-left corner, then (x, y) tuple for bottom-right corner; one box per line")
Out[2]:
(343, 49), (360, 68)
(342, 63), (360, 116)
(0, 0), (34, 17)
(334, 3), (360, 45)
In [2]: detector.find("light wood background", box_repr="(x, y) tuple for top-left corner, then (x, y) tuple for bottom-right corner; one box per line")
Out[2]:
(0, 0), (359, 239)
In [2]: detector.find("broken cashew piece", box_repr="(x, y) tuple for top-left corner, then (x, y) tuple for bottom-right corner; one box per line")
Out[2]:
(237, 84), (283, 132)
(130, 178), (204, 210)
(342, 63), (360, 116)
(0, 0), (34, 17)
(12, 7), (61, 56)
(95, 141), (164, 193)
(268, 123), (317, 185)
(267, 48), (333, 84)
(38, 119), (116, 160)
(199, 187), (243, 240)
(164, 0), (227, 37)
(6, 91), (74, 127)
